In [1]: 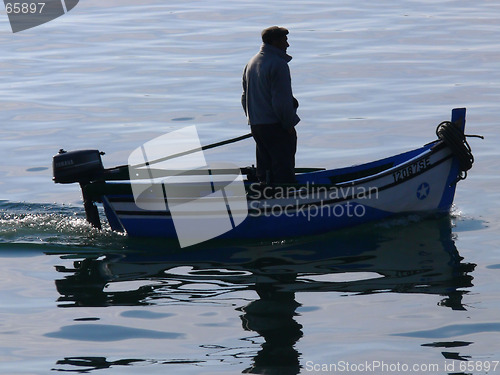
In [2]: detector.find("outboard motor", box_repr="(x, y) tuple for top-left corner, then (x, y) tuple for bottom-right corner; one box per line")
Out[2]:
(53, 149), (105, 229)
(53, 149), (104, 184)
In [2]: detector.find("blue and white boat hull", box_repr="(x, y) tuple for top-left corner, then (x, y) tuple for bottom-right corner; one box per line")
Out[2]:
(53, 108), (474, 245)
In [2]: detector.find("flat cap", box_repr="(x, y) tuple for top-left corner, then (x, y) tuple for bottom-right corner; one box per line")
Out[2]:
(261, 26), (289, 44)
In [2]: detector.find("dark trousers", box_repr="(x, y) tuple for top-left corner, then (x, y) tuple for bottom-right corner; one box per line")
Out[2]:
(251, 124), (297, 183)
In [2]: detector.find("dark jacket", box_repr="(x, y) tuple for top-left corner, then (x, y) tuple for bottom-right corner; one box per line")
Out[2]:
(242, 44), (300, 129)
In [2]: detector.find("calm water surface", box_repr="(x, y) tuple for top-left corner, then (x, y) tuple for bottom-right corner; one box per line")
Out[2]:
(1, 1), (500, 374)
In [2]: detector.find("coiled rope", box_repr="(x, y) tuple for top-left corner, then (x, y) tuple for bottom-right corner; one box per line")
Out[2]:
(435, 120), (483, 182)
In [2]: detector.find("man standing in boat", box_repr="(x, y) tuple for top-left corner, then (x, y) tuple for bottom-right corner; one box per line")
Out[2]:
(242, 26), (300, 183)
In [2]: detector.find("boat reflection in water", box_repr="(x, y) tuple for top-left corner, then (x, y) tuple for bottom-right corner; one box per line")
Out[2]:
(53, 216), (475, 374)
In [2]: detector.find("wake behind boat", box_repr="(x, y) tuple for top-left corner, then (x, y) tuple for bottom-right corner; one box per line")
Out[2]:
(52, 108), (479, 246)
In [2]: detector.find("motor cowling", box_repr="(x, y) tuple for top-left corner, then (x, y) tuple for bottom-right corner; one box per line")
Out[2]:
(53, 149), (104, 184)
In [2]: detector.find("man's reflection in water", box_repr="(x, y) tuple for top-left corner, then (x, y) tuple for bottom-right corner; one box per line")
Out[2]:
(240, 275), (302, 374)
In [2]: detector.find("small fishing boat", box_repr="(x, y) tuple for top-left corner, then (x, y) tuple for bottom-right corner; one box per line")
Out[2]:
(52, 108), (479, 247)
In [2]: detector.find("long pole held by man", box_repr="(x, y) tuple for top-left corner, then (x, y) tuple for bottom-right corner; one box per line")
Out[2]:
(242, 26), (300, 184)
